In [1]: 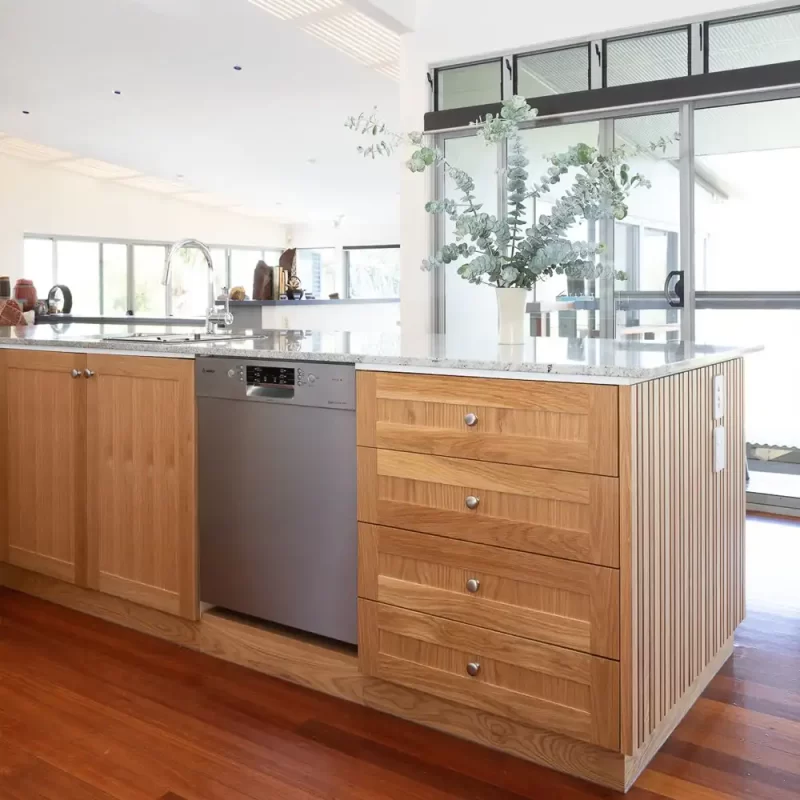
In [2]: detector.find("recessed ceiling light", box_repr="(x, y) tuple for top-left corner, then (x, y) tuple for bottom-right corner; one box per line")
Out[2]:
(307, 157), (317, 164)
(176, 173), (185, 180)
(248, 0), (341, 21)
(60, 158), (140, 180)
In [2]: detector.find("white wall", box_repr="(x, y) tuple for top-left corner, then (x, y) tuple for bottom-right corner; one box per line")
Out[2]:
(288, 219), (400, 249)
(0, 154), (288, 283)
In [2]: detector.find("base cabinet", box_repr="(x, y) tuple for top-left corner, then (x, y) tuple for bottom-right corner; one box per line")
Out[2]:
(2, 350), (86, 584)
(0, 351), (198, 619)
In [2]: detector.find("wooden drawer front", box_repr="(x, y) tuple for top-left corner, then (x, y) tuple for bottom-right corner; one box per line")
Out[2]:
(358, 448), (619, 568)
(359, 524), (619, 659)
(357, 372), (618, 477)
(359, 600), (619, 750)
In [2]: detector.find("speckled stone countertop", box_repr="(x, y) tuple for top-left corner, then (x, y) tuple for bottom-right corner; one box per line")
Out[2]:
(0, 323), (761, 385)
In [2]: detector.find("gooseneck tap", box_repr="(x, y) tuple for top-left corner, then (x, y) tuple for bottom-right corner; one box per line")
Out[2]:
(163, 238), (234, 332)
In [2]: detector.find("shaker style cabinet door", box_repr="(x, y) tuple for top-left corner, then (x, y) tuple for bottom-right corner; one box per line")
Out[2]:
(2, 350), (87, 583)
(85, 355), (198, 619)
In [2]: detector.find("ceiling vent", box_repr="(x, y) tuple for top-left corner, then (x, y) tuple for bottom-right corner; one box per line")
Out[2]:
(60, 158), (140, 180)
(248, 0), (341, 21)
(303, 10), (399, 71)
(0, 137), (72, 162)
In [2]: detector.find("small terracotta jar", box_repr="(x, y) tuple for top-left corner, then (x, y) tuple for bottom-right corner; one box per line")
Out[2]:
(13, 279), (37, 312)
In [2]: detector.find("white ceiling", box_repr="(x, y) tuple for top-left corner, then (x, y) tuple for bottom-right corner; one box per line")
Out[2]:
(0, 0), (403, 225)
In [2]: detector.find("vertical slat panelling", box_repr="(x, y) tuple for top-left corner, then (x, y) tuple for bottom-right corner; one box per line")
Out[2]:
(625, 360), (745, 755)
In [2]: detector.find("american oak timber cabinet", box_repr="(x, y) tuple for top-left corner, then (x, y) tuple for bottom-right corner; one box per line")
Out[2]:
(0, 349), (746, 792)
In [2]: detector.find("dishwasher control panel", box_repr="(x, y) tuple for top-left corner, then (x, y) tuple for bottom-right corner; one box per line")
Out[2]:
(195, 357), (355, 410)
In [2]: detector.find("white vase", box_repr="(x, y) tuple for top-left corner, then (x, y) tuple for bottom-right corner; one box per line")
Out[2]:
(496, 286), (528, 344)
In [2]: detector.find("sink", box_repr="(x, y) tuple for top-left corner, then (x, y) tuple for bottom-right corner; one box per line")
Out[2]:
(102, 332), (261, 344)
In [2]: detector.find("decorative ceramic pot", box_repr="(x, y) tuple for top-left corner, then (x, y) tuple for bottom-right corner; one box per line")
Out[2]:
(496, 286), (528, 344)
(13, 279), (37, 312)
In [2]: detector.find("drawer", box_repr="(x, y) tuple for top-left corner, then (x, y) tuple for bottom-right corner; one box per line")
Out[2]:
(359, 524), (619, 659)
(356, 371), (618, 477)
(358, 448), (619, 568)
(359, 600), (620, 750)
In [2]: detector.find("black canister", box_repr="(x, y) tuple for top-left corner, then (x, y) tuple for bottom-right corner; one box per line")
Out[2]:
(0, 276), (10, 300)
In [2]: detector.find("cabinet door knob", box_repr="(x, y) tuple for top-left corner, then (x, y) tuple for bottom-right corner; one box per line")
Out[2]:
(466, 662), (480, 677)
(466, 578), (480, 593)
(70, 369), (81, 378)
(464, 412), (478, 427)
(465, 495), (480, 510)
(84, 369), (95, 378)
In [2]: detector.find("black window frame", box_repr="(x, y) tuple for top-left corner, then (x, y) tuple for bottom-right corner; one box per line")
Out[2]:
(703, 4), (800, 75)
(602, 24), (692, 89)
(433, 58), (504, 112)
(512, 42), (592, 98)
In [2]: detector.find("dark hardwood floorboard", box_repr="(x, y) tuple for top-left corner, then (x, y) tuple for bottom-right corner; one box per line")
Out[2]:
(0, 516), (798, 799)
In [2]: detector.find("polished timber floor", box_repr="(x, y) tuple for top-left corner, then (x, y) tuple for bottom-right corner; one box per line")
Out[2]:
(0, 516), (798, 800)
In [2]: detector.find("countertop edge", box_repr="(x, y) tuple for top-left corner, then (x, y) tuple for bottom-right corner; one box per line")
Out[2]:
(0, 337), (763, 384)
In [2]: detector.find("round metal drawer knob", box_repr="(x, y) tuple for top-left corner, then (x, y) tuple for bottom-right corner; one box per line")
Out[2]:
(466, 662), (481, 677)
(466, 578), (480, 593)
(464, 412), (478, 427)
(71, 369), (81, 378)
(465, 495), (480, 510)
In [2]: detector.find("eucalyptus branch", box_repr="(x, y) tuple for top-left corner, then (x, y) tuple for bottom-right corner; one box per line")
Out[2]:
(347, 96), (664, 290)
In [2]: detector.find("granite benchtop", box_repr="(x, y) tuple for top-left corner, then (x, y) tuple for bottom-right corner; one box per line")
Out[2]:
(0, 324), (761, 385)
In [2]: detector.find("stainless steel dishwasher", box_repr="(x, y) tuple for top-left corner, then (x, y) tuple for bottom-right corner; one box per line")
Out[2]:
(196, 356), (357, 644)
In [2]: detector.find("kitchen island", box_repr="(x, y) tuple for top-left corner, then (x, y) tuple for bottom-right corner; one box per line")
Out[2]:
(0, 324), (757, 792)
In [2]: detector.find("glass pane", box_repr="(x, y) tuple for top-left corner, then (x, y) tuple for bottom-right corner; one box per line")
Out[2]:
(613, 112), (681, 341)
(346, 248), (400, 298)
(516, 46), (589, 97)
(169, 246), (225, 318)
(606, 29), (689, 87)
(230, 248), (263, 297)
(695, 99), (800, 291)
(56, 240), (100, 315)
(518, 120), (601, 338)
(102, 243), (128, 315)
(23, 238), (54, 296)
(709, 10), (800, 72)
(437, 61), (501, 110)
(133, 245), (166, 316)
(696, 309), (800, 479)
(442, 134), (499, 345)
(296, 249), (341, 297)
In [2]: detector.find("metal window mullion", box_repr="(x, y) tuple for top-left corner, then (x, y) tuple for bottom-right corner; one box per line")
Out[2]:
(679, 102), (696, 342)
(598, 117), (616, 339)
(343, 249), (352, 299)
(99, 242), (105, 316)
(52, 237), (59, 285)
(126, 244), (134, 314)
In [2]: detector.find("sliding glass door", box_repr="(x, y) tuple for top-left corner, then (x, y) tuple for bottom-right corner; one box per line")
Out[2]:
(693, 95), (800, 510)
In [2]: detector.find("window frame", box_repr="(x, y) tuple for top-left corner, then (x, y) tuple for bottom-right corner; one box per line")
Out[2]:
(343, 244), (401, 300)
(512, 42), (592, 98)
(22, 233), (286, 317)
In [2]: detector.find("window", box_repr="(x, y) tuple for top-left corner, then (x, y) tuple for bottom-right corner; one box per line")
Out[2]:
(708, 9), (800, 73)
(516, 46), (589, 97)
(133, 245), (167, 316)
(345, 247), (400, 299)
(102, 243), (129, 315)
(296, 248), (341, 297)
(436, 60), (503, 111)
(605, 29), (689, 87)
(23, 238), (54, 295)
(170, 246), (226, 317)
(23, 236), (285, 315)
(56, 240), (101, 315)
